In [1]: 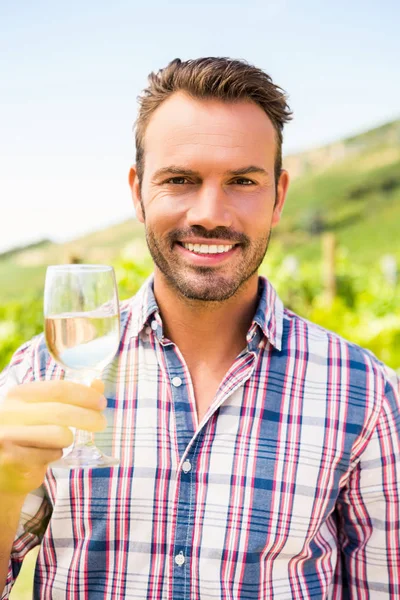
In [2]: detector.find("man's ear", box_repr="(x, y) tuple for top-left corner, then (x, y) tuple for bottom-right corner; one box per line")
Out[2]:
(128, 166), (145, 223)
(271, 169), (290, 228)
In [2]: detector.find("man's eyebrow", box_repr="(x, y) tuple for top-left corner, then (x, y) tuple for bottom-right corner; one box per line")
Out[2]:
(152, 166), (200, 179)
(228, 166), (269, 177)
(152, 165), (269, 179)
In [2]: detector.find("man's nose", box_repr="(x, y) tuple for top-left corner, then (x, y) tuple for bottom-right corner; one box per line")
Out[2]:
(186, 185), (233, 230)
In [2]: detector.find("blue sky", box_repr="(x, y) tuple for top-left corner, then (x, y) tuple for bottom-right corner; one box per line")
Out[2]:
(0, 0), (399, 252)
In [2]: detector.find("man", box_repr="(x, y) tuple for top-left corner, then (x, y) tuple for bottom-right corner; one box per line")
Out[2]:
(0, 57), (399, 599)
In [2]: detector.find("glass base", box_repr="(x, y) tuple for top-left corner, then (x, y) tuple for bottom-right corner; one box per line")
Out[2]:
(51, 445), (119, 469)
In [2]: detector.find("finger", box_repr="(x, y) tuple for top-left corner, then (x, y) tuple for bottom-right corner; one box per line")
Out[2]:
(1, 441), (64, 466)
(0, 425), (74, 449)
(0, 442), (56, 494)
(0, 403), (107, 432)
(90, 379), (105, 395)
(7, 380), (106, 410)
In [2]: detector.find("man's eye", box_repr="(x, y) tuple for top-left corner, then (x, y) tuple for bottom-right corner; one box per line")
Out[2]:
(232, 178), (255, 185)
(165, 177), (190, 185)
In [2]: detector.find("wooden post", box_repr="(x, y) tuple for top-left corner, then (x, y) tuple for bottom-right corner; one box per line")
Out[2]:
(322, 233), (336, 305)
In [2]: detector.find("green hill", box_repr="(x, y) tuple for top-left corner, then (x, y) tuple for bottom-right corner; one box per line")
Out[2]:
(0, 117), (399, 304)
(281, 118), (400, 263)
(0, 219), (146, 303)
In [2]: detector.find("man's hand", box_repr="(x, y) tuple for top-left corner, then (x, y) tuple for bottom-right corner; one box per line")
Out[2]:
(0, 380), (107, 497)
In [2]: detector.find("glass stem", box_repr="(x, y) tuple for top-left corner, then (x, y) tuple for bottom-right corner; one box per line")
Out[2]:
(74, 429), (94, 447)
(70, 369), (97, 448)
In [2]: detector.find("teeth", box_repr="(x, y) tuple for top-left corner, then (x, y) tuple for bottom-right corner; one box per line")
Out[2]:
(182, 243), (234, 254)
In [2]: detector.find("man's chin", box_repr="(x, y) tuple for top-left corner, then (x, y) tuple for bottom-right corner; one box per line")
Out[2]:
(169, 275), (243, 303)
(151, 250), (256, 301)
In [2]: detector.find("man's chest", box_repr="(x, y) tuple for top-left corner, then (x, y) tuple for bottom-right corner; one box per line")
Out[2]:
(190, 362), (236, 423)
(44, 373), (357, 600)
(48, 353), (360, 543)
(42, 341), (367, 599)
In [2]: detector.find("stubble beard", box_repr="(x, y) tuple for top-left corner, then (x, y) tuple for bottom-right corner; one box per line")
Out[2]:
(143, 224), (272, 303)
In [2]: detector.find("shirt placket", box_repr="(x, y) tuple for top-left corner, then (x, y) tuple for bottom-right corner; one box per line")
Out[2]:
(149, 326), (198, 600)
(151, 320), (262, 600)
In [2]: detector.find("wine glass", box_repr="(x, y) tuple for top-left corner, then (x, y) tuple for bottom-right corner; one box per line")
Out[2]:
(44, 264), (120, 468)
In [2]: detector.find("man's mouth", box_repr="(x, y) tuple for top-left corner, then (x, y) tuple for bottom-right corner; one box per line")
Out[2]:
(178, 242), (236, 255)
(174, 241), (240, 264)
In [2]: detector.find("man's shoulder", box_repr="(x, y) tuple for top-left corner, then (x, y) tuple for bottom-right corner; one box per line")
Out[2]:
(281, 306), (398, 385)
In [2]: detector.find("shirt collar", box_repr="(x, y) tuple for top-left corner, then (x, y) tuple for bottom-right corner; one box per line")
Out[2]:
(129, 273), (283, 351)
(251, 276), (284, 351)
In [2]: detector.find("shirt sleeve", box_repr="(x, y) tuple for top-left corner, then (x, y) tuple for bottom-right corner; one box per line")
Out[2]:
(0, 340), (52, 600)
(336, 366), (400, 598)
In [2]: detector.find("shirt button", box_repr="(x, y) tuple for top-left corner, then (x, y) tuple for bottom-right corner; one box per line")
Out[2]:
(172, 376), (182, 387)
(151, 321), (158, 331)
(175, 551), (185, 567)
(182, 460), (192, 474)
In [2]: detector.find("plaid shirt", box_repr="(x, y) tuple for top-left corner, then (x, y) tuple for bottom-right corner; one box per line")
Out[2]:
(1, 275), (399, 600)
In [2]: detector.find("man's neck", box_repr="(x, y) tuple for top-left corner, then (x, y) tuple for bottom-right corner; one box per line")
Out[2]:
(152, 273), (260, 367)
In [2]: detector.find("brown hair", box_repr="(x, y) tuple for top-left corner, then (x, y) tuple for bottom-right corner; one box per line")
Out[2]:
(135, 57), (293, 187)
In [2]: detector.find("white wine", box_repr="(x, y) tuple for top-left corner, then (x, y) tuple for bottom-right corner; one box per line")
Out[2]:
(45, 312), (120, 371)
(43, 264), (121, 468)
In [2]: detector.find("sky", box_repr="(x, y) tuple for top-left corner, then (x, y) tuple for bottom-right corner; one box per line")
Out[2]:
(0, 0), (399, 253)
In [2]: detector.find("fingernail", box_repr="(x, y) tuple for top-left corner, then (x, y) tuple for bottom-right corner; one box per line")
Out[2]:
(99, 396), (107, 410)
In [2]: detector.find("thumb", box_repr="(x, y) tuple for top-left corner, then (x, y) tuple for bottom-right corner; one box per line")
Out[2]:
(90, 379), (105, 395)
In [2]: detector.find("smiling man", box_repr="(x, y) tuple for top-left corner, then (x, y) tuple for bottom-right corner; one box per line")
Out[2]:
(128, 86), (289, 424)
(1, 58), (399, 600)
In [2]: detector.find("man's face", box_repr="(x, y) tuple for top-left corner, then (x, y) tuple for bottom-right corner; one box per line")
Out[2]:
(129, 92), (289, 302)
